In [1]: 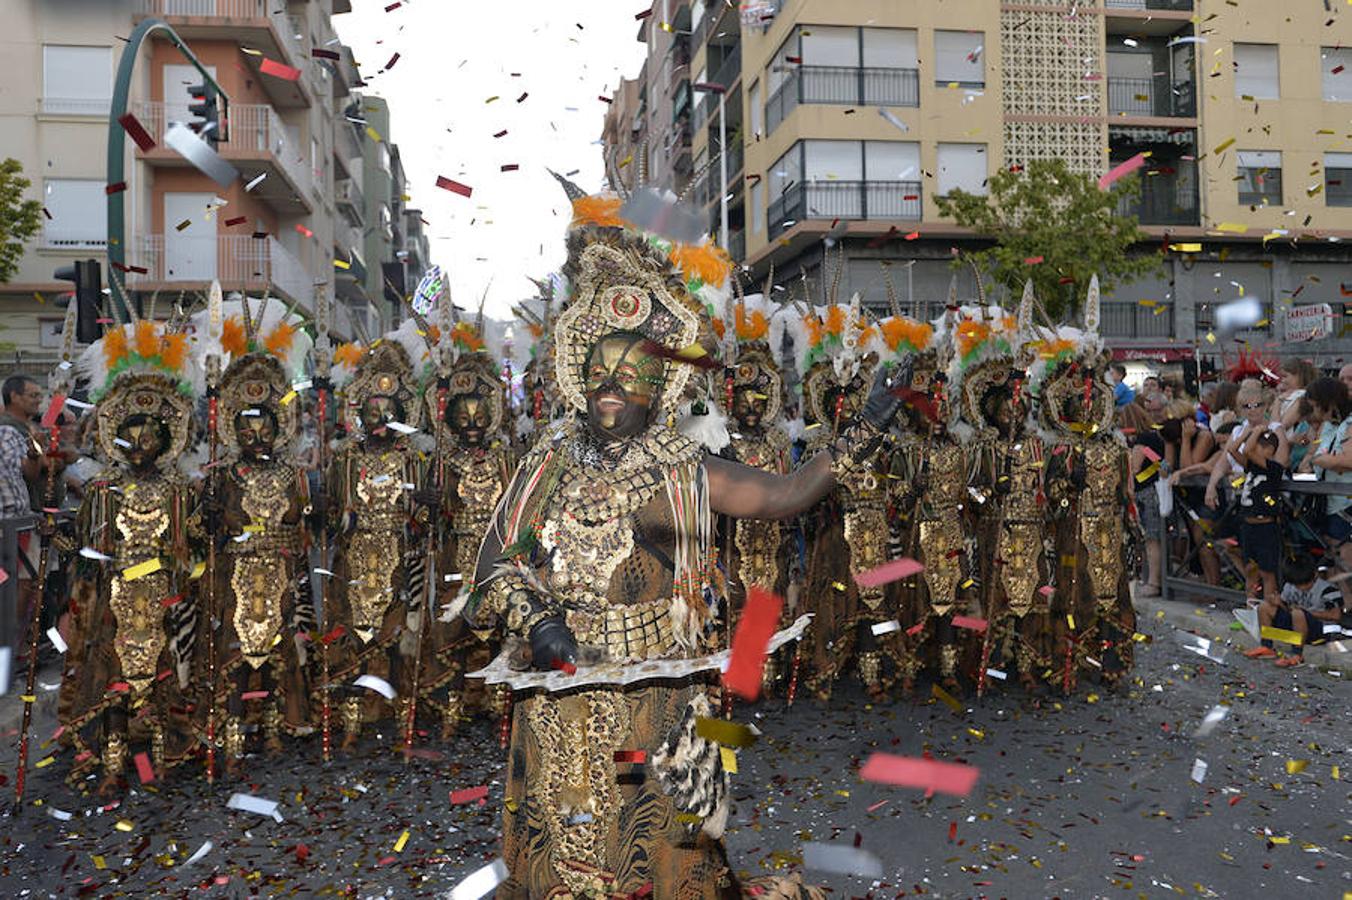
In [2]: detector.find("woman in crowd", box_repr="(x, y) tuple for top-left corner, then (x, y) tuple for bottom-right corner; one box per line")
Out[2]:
(1298, 376), (1352, 603)
(1273, 359), (1318, 427)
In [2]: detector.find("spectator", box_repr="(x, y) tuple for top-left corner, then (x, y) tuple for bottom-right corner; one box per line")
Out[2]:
(1109, 362), (1134, 408)
(1244, 553), (1347, 666)
(1208, 381), (1241, 432)
(1161, 377), (1185, 403)
(1273, 358), (1318, 427)
(1300, 376), (1352, 602)
(1339, 362), (1352, 394)
(1142, 374), (1161, 397)
(1205, 378), (1271, 510)
(1230, 422), (1291, 605)
(0, 375), (41, 518)
(1167, 410), (1223, 585)
(1129, 392), (1169, 596)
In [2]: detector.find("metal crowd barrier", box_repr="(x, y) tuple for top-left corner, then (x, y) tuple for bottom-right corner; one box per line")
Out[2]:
(0, 513), (38, 696)
(1160, 474), (1352, 604)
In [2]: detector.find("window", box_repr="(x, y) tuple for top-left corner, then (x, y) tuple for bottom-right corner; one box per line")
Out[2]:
(1326, 152), (1352, 207)
(1233, 43), (1278, 100)
(43, 180), (106, 248)
(691, 0), (705, 35)
(800, 25), (858, 67)
(804, 140), (862, 182)
(1323, 47), (1352, 101)
(42, 45), (112, 115)
(749, 80), (763, 138)
(1237, 150), (1282, 206)
(864, 141), (919, 182)
(937, 143), (988, 196)
(750, 179), (765, 237)
(863, 28), (918, 70)
(934, 30), (984, 88)
(768, 145), (802, 199)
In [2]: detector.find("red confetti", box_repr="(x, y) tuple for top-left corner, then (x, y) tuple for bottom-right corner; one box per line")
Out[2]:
(948, 821), (958, 842)
(854, 557), (924, 589)
(906, 621), (925, 637)
(106, 182), (127, 195)
(295, 843), (310, 863)
(450, 785), (489, 805)
(1024, 255), (1044, 265)
(41, 393), (66, 429)
(598, 95), (613, 103)
(159, 593), (184, 608)
(859, 752), (980, 797)
(240, 690), (269, 701)
(320, 624), (345, 645)
(723, 587), (783, 701)
(904, 230), (920, 240)
(493, 129), (508, 138)
(614, 750), (647, 764)
(384, 1), (401, 10)
(259, 58), (302, 81)
(311, 48), (340, 60)
(224, 216), (247, 227)
(134, 751), (155, 784)
(117, 112), (156, 152)
(551, 658), (577, 675)
(111, 262), (148, 274)
(635, 9), (653, 19)
(436, 176), (473, 197)
(516, 92), (529, 103)
(952, 615), (988, 633)
(1334, 65), (1346, 74)
(295, 223), (313, 238)
(384, 52), (400, 70)
(501, 164), (520, 172)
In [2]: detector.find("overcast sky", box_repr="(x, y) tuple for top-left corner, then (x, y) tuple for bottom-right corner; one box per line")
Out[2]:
(334, 1), (648, 318)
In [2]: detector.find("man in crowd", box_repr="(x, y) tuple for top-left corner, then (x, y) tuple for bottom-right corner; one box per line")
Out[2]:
(1109, 362), (1135, 408)
(0, 374), (43, 660)
(1339, 362), (1352, 395)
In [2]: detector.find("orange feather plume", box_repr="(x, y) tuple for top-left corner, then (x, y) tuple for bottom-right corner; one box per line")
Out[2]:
(570, 195), (627, 228)
(804, 313), (825, 348)
(711, 318), (726, 340)
(220, 317), (247, 356)
(159, 332), (189, 371)
(669, 242), (732, 287)
(879, 317), (933, 353)
(134, 320), (159, 359)
(334, 342), (365, 368)
(103, 325), (128, 367)
(450, 322), (485, 352)
(956, 319), (992, 359)
(734, 306), (769, 341)
(264, 321), (296, 357)
(823, 305), (846, 337)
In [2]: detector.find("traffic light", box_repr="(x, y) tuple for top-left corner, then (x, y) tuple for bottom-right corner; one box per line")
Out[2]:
(54, 259), (102, 344)
(187, 82), (221, 148)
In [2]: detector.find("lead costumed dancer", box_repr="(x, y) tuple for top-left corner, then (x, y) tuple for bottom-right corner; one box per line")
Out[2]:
(459, 175), (909, 898)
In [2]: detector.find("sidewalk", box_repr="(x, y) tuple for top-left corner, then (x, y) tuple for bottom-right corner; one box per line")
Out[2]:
(1136, 589), (1348, 674)
(0, 658), (61, 749)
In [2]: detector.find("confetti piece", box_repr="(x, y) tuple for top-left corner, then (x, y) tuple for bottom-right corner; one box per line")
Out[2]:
(720, 746), (738, 774)
(115, 819), (134, 832)
(354, 674), (396, 699)
(1215, 222), (1249, 233)
(1194, 705), (1230, 737)
(871, 620), (901, 636)
(450, 785), (489, 805)
(449, 859), (509, 900)
(106, 181), (127, 194)
(1285, 759), (1308, 775)
(224, 215), (247, 227)
(244, 172), (267, 191)
(931, 683), (963, 712)
(724, 587), (782, 701)
(952, 615), (988, 633)
(393, 829), (410, 852)
(854, 557), (924, 588)
(694, 717), (758, 748)
(93, 855), (106, 870)
(1191, 758), (1208, 782)
(1260, 625), (1303, 646)
(437, 176), (473, 197)
(183, 840), (212, 866)
(860, 752), (979, 797)
(1213, 137), (1236, 154)
(1099, 152), (1145, 189)
(175, 218), (192, 231)
(239, 690), (269, 701)
(614, 750), (647, 764)
(164, 122), (239, 188)
(801, 842), (882, 879)
(134, 752), (155, 784)
(877, 107), (909, 133)
(1023, 255), (1044, 265)
(46, 626), (66, 653)
(985, 668), (1007, 681)
(122, 557), (163, 581)
(226, 792), (283, 821)
(259, 57), (302, 81)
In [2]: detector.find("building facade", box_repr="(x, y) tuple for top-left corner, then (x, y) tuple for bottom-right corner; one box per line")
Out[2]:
(0, 0), (424, 375)
(609, 0), (1352, 369)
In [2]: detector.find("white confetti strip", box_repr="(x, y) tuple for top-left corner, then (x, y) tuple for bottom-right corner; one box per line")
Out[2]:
(1194, 705), (1229, 738)
(802, 842), (883, 879)
(870, 620), (900, 636)
(226, 793), (283, 822)
(46, 626), (67, 654)
(1190, 758), (1208, 783)
(79, 547), (113, 561)
(448, 859), (509, 900)
(354, 674), (397, 700)
(183, 840), (213, 865)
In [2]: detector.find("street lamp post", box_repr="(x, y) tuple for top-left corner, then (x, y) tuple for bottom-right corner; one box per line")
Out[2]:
(693, 81), (729, 251)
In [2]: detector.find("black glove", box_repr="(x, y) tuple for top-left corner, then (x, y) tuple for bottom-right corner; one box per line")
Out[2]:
(1070, 461), (1087, 491)
(528, 615), (578, 672)
(861, 360), (910, 432)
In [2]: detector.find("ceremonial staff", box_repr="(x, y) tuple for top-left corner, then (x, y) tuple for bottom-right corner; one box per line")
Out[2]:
(13, 302), (77, 810)
(403, 284), (453, 756)
(312, 285), (335, 762)
(202, 281), (223, 783)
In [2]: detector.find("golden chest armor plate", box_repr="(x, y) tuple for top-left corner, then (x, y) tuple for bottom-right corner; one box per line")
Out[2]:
(349, 451), (408, 643)
(110, 479), (174, 693)
(232, 464), (293, 665)
(451, 456), (505, 575)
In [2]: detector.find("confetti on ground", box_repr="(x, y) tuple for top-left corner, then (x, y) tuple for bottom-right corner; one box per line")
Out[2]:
(801, 841), (883, 879)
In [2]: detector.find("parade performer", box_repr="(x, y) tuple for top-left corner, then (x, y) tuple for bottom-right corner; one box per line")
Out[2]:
(326, 336), (430, 749)
(1031, 277), (1138, 692)
(515, 276), (565, 445)
(462, 178), (903, 898)
(947, 287), (1045, 695)
(59, 317), (201, 792)
(194, 296), (316, 773)
(787, 280), (906, 700)
(714, 275), (793, 695)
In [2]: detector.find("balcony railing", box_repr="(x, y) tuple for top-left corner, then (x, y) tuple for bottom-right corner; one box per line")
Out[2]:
(1108, 74), (1196, 117)
(1102, 302), (1175, 339)
(727, 229), (746, 264)
(768, 180), (921, 239)
(767, 66), (919, 134)
(40, 97), (110, 116)
(1113, 161), (1199, 225)
(711, 44), (743, 92)
(131, 234), (314, 308)
(133, 101), (313, 200)
(1105, 0), (1192, 10)
(137, 1), (307, 84)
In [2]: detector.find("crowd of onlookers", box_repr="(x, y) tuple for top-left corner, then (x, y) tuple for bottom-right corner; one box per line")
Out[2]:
(1110, 359), (1352, 666)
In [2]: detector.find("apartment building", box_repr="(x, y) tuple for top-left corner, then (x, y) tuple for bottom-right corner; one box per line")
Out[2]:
(616, 1), (1352, 367)
(0, 0), (399, 373)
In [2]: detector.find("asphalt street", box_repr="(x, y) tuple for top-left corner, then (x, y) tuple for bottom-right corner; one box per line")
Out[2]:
(0, 602), (1348, 899)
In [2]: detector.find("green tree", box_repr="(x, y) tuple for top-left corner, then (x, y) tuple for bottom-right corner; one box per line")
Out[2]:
(0, 158), (43, 285)
(935, 157), (1162, 321)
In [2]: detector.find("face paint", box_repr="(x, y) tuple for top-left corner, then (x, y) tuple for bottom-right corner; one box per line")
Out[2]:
(583, 333), (665, 442)
(448, 394), (490, 447)
(360, 395), (403, 440)
(732, 385), (768, 431)
(117, 416), (166, 470)
(235, 408), (278, 459)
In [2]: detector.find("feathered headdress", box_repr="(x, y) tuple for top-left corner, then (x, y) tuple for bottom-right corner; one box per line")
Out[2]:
(191, 296), (313, 381)
(78, 319), (196, 401)
(1026, 276), (1115, 438)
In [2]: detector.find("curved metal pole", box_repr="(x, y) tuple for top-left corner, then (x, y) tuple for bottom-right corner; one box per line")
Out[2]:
(107, 17), (230, 321)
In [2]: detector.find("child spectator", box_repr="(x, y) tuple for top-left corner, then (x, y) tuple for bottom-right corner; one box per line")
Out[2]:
(1230, 422), (1290, 606)
(1245, 553), (1348, 665)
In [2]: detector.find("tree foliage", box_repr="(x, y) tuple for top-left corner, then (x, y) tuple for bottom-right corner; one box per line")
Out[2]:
(935, 158), (1162, 321)
(0, 158), (43, 285)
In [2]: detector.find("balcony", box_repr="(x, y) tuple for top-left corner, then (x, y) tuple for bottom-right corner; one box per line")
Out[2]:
(129, 234), (317, 312)
(1113, 160), (1200, 226)
(1101, 302), (1175, 339)
(727, 229), (746, 264)
(133, 101), (314, 213)
(1107, 68), (1196, 118)
(40, 97), (110, 116)
(135, 0), (312, 108)
(1106, 0), (1192, 10)
(336, 177), (365, 227)
(768, 181), (921, 239)
(767, 66), (919, 134)
(710, 44), (743, 93)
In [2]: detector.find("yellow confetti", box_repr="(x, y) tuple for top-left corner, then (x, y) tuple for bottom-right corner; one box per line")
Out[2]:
(121, 558), (163, 581)
(1213, 137), (1236, 154)
(1334, 765), (1341, 781)
(932, 683), (963, 712)
(93, 855), (106, 870)
(334, 259), (350, 270)
(393, 829), (409, 852)
(365, 126), (382, 142)
(34, 755), (54, 768)
(720, 746), (738, 774)
(1169, 242), (1203, 253)
(1285, 759), (1309, 775)
(1067, 614), (1076, 631)
(34, 292), (45, 304)
(1086, 693), (1100, 703)
(115, 819), (134, 832)
(190, 560), (206, 580)
(1260, 626), (1303, 646)
(676, 812), (703, 824)
(1270, 836), (1290, 845)
(967, 727), (985, 739)
(1215, 222), (1249, 233)
(19, 694), (35, 703)
(280, 390), (297, 405)
(695, 717), (757, 748)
